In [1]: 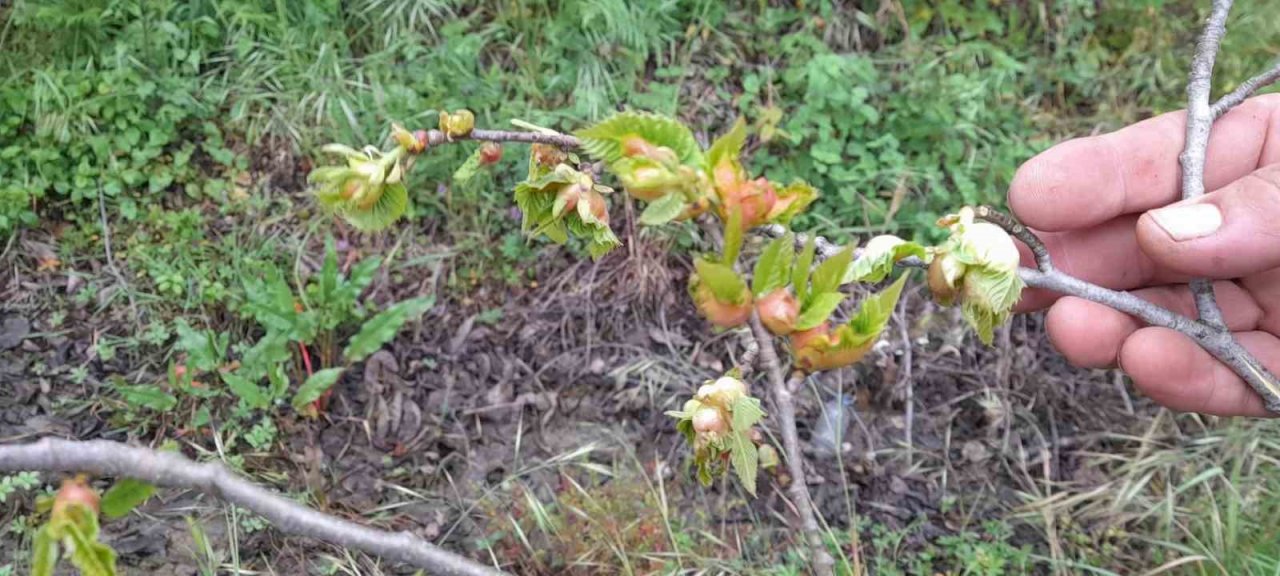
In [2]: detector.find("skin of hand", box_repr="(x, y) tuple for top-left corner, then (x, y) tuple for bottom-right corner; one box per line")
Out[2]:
(1009, 93), (1280, 417)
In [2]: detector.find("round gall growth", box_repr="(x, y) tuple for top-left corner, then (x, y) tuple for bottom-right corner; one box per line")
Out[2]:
(692, 406), (728, 434)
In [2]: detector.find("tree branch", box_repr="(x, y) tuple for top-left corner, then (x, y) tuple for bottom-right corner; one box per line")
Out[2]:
(0, 438), (504, 576)
(976, 205), (1053, 272)
(422, 128), (581, 149)
(1211, 61), (1280, 119)
(748, 314), (835, 576)
(1180, 0), (1235, 330)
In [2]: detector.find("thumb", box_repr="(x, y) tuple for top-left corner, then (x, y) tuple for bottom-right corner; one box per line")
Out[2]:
(1137, 163), (1280, 279)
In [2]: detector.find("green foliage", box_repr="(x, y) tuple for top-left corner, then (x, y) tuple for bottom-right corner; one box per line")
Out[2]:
(292, 368), (345, 413)
(576, 111), (704, 167)
(343, 296), (434, 363)
(0, 473), (40, 504)
(100, 479), (156, 520)
(752, 234), (795, 297)
(847, 237), (928, 283)
(692, 258), (747, 305)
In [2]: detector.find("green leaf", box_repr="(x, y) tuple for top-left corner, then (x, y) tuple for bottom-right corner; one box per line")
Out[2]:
(62, 518), (117, 576)
(220, 371), (270, 409)
(730, 396), (766, 432)
(792, 238), (816, 304)
(729, 431), (759, 496)
(32, 526), (57, 576)
(319, 236), (339, 306)
(841, 274), (909, 349)
(173, 320), (225, 373)
(796, 292), (846, 331)
(960, 268), (1024, 345)
(112, 383), (177, 412)
(693, 258), (747, 304)
(101, 479), (156, 520)
(638, 193), (686, 226)
(752, 234), (794, 296)
(342, 182), (409, 232)
(291, 368), (344, 412)
(810, 245), (854, 297)
(343, 297), (435, 363)
(722, 208), (744, 266)
(575, 111), (704, 167)
(452, 146), (484, 185)
(845, 239), (927, 284)
(705, 118), (747, 174)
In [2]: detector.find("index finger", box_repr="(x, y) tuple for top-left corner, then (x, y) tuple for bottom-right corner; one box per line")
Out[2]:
(1009, 93), (1280, 232)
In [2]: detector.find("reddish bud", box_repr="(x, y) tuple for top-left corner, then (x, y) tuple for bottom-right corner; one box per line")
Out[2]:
(693, 283), (753, 329)
(532, 144), (566, 167)
(756, 289), (799, 335)
(53, 476), (100, 518)
(413, 130), (429, 152)
(479, 142), (503, 165)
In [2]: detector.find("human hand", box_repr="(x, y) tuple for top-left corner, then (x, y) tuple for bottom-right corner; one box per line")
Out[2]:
(1009, 94), (1280, 417)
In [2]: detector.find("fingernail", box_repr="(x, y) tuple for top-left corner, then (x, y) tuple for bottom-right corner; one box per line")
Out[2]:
(1149, 203), (1222, 241)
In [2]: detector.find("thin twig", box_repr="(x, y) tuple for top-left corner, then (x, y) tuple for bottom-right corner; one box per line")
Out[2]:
(896, 303), (914, 467)
(1211, 61), (1280, 119)
(0, 438), (504, 576)
(423, 128), (580, 150)
(748, 314), (835, 576)
(977, 205), (1052, 272)
(1180, 0), (1235, 330)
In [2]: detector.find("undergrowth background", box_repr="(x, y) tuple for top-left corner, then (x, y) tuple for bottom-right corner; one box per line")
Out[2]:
(3, 0), (1280, 574)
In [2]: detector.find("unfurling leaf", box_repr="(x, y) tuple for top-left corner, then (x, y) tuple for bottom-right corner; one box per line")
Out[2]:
(792, 237), (817, 304)
(343, 296), (435, 363)
(576, 111), (704, 167)
(729, 431), (759, 496)
(514, 164), (619, 259)
(311, 144), (410, 231)
(32, 526), (57, 576)
(639, 192), (687, 226)
(809, 245), (854, 298)
(705, 118), (748, 176)
(730, 395), (766, 432)
(931, 207), (1025, 344)
(693, 258), (748, 305)
(764, 180), (818, 225)
(100, 479), (156, 520)
(793, 275), (908, 372)
(796, 292), (845, 331)
(846, 235), (928, 283)
(752, 233), (794, 296)
(292, 368), (344, 413)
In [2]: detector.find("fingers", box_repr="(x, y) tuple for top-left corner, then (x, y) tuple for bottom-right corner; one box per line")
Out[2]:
(1013, 215), (1189, 312)
(1135, 164), (1280, 279)
(1044, 281), (1263, 368)
(1009, 93), (1280, 232)
(1118, 329), (1279, 417)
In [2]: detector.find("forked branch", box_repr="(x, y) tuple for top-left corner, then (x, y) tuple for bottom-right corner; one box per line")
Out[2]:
(0, 438), (504, 576)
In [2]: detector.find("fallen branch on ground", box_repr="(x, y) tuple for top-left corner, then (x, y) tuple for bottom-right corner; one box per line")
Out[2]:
(0, 438), (504, 576)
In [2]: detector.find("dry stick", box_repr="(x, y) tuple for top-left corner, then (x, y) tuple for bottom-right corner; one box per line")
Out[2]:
(1211, 60), (1280, 119)
(0, 438), (505, 576)
(423, 128), (581, 149)
(1180, 0), (1235, 330)
(748, 314), (836, 576)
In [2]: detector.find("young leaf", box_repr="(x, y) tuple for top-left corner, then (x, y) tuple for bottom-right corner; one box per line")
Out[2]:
(730, 395), (766, 432)
(694, 258), (748, 304)
(705, 118), (747, 174)
(843, 274), (909, 348)
(112, 383), (177, 412)
(342, 181), (409, 232)
(342, 297), (435, 363)
(845, 239), (927, 283)
(32, 526), (57, 576)
(810, 245), (854, 297)
(575, 111), (704, 167)
(220, 372), (270, 410)
(173, 320), (225, 373)
(796, 292), (846, 331)
(722, 207), (745, 266)
(62, 518), (117, 576)
(752, 233), (794, 296)
(639, 192), (686, 226)
(100, 479), (156, 520)
(291, 368), (344, 412)
(729, 431), (759, 496)
(792, 238), (817, 304)
(960, 267), (1024, 344)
